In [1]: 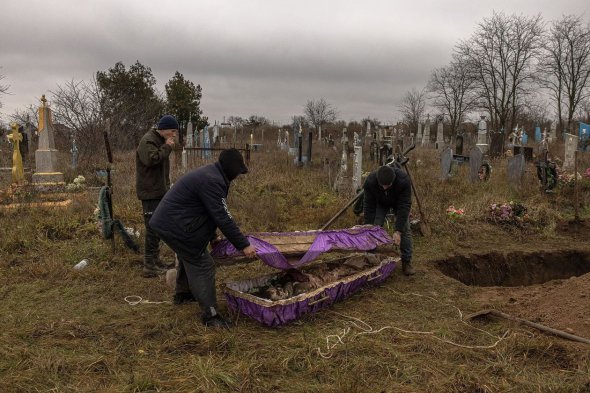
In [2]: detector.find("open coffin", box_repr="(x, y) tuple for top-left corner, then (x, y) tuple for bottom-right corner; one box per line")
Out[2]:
(212, 226), (399, 327)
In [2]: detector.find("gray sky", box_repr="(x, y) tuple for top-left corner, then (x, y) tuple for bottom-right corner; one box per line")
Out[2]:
(1, 0), (588, 125)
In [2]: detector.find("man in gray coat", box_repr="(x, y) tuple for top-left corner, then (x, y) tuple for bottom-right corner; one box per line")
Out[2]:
(136, 115), (177, 277)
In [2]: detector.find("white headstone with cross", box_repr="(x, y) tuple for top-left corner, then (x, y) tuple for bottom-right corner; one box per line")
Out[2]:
(32, 95), (64, 185)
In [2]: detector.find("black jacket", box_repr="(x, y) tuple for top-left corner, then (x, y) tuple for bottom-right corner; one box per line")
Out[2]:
(363, 167), (412, 232)
(135, 129), (172, 200)
(149, 162), (250, 258)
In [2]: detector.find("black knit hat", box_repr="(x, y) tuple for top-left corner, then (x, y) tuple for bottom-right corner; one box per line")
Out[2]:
(157, 115), (179, 130)
(219, 148), (248, 181)
(377, 166), (395, 186)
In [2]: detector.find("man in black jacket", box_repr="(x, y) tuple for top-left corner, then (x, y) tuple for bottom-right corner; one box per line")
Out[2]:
(150, 148), (256, 328)
(136, 115), (177, 277)
(363, 165), (415, 276)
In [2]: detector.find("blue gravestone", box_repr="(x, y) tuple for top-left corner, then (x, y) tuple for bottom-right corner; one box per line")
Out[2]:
(580, 122), (589, 141)
(535, 127), (541, 142)
(521, 132), (528, 145)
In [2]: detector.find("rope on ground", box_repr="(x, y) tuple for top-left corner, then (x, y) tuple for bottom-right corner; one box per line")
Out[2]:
(124, 295), (172, 306)
(316, 290), (512, 359)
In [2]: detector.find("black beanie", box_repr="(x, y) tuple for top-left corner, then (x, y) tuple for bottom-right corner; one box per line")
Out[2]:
(376, 166), (395, 186)
(219, 148), (248, 181)
(157, 115), (179, 130)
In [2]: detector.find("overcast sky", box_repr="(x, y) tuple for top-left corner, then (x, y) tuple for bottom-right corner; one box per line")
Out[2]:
(1, 0), (588, 126)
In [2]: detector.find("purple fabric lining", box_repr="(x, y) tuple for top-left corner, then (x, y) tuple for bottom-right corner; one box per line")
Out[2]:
(211, 226), (393, 270)
(225, 259), (397, 327)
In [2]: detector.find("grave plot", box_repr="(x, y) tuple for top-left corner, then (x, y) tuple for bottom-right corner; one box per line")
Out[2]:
(435, 250), (590, 287)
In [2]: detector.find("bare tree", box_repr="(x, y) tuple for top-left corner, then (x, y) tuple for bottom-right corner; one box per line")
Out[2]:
(0, 68), (9, 109)
(50, 78), (105, 161)
(10, 105), (38, 128)
(456, 12), (544, 132)
(540, 15), (590, 134)
(303, 98), (337, 140)
(428, 60), (478, 136)
(398, 88), (426, 132)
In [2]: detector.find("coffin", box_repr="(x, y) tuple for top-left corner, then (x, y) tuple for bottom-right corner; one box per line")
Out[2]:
(222, 253), (398, 327)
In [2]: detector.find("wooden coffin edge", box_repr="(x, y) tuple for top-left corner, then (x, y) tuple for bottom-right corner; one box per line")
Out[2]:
(222, 254), (400, 307)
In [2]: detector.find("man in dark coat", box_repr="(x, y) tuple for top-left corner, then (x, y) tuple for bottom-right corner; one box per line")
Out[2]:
(136, 115), (177, 277)
(363, 165), (415, 276)
(150, 148), (256, 328)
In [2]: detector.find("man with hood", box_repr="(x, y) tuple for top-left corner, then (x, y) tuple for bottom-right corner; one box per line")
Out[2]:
(363, 165), (415, 276)
(150, 148), (256, 328)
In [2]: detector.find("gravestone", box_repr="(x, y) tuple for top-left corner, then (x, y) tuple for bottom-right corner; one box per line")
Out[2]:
(32, 95), (64, 185)
(549, 121), (557, 143)
(186, 121), (194, 148)
(513, 146), (533, 162)
(436, 118), (444, 150)
(489, 133), (504, 158)
(203, 126), (211, 159)
(507, 154), (525, 189)
(476, 115), (488, 154)
(421, 116), (431, 147)
(455, 135), (464, 155)
(8, 123), (25, 184)
(70, 138), (78, 169)
(440, 147), (453, 180)
(563, 133), (579, 171)
(469, 147), (483, 182)
(416, 122), (422, 142)
(535, 126), (542, 142)
(352, 145), (363, 191)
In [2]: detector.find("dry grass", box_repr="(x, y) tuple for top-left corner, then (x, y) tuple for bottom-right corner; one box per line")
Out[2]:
(1, 142), (590, 392)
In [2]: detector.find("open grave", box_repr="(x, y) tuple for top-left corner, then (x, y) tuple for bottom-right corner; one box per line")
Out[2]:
(436, 250), (590, 287)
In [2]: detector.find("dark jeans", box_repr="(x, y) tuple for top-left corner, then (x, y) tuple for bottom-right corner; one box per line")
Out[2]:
(373, 205), (413, 263)
(141, 199), (162, 267)
(175, 250), (217, 312)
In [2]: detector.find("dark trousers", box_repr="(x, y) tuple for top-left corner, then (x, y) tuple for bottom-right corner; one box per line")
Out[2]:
(175, 250), (217, 312)
(373, 205), (413, 263)
(141, 199), (162, 266)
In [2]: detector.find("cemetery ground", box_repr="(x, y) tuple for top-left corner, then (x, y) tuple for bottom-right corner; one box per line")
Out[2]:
(1, 145), (590, 393)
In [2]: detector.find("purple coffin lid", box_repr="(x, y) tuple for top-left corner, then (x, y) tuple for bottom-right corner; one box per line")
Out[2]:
(211, 225), (393, 270)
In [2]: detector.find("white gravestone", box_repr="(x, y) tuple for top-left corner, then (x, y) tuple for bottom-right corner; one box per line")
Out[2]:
(563, 133), (579, 171)
(436, 118), (444, 150)
(416, 122), (422, 142)
(476, 115), (488, 154)
(352, 145), (363, 192)
(421, 117), (431, 147)
(186, 121), (194, 148)
(33, 95), (64, 185)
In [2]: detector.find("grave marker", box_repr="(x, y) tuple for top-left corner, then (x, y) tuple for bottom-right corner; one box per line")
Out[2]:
(564, 133), (579, 171)
(436, 117), (444, 150)
(32, 95), (64, 185)
(440, 147), (453, 180)
(476, 115), (488, 154)
(469, 146), (483, 182)
(507, 153), (525, 189)
(8, 123), (24, 184)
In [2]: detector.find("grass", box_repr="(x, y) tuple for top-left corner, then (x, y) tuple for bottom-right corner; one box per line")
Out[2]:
(0, 139), (589, 392)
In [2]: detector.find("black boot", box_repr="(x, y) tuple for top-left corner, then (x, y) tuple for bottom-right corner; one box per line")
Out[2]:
(402, 260), (416, 276)
(173, 292), (196, 305)
(201, 307), (233, 329)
